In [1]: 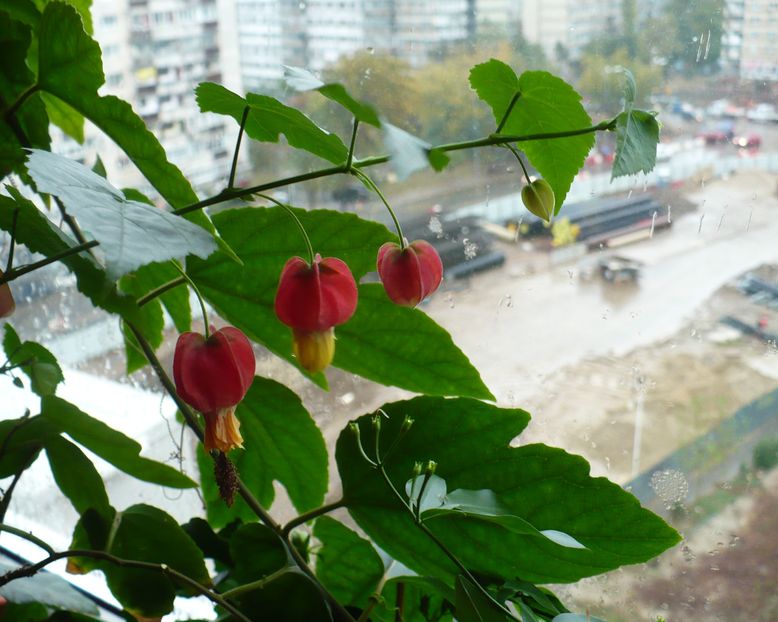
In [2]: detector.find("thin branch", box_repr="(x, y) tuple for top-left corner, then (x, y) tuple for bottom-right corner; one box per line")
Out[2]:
(172, 118), (616, 217)
(136, 276), (187, 307)
(394, 582), (405, 622)
(0, 240), (99, 285)
(0, 548), (250, 622)
(507, 144), (533, 185)
(2, 84), (40, 122)
(357, 594), (381, 622)
(221, 566), (288, 599)
(0, 523), (55, 555)
(281, 498), (347, 537)
(255, 193), (315, 265)
(0, 473), (24, 524)
(346, 119), (360, 171)
(352, 169), (405, 247)
(53, 197), (97, 259)
(495, 91), (522, 134)
(5, 207), (19, 273)
(228, 106), (250, 190)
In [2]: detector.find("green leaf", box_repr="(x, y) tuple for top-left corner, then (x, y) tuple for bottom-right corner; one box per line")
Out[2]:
(1, 0), (41, 29)
(198, 377), (328, 528)
(284, 66), (381, 127)
(0, 560), (98, 615)
(3, 324), (63, 396)
(455, 575), (512, 622)
(181, 517), (232, 566)
(313, 516), (384, 606)
(226, 523), (332, 621)
(335, 284), (493, 400)
(196, 81), (349, 164)
(187, 205), (393, 386)
(45, 435), (111, 518)
(336, 396), (681, 584)
(26, 150), (218, 279)
(611, 68), (659, 179)
(417, 482), (586, 549)
(0, 416), (59, 478)
(382, 122), (449, 179)
(469, 60), (594, 211)
(126, 261), (191, 332)
(40, 92), (84, 143)
(0, 11), (49, 178)
(0, 189), (145, 324)
(40, 395), (197, 488)
(611, 110), (660, 179)
(102, 504), (210, 617)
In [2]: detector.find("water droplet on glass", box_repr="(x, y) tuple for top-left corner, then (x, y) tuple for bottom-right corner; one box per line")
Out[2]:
(366, 46), (374, 54)
(650, 469), (689, 509)
(428, 215), (443, 238)
(463, 238), (478, 260)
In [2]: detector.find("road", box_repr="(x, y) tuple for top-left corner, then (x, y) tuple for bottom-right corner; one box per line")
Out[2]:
(424, 170), (778, 406)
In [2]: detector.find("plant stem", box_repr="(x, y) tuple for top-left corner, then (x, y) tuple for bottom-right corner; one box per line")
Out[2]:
(2, 84), (40, 122)
(0, 548), (250, 622)
(0, 240), (99, 285)
(436, 118), (618, 154)
(172, 262), (210, 338)
(221, 566), (288, 599)
(395, 582), (405, 622)
(346, 119), (359, 171)
(53, 197), (97, 259)
(5, 207), (19, 273)
(281, 498), (346, 536)
(356, 594), (381, 622)
(352, 169), (405, 248)
(172, 119), (616, 218)
(136, 276), (187, 307)
(228, 106), (250, 190)
(255, 193), (316, 265)
(0, 472), (24, 524)
(0, 523), (55, 555)
(507, 144), (533, 185)
(495, 91), (522, 134)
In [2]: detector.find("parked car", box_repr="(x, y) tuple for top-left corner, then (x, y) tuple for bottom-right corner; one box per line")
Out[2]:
(746, 103), (778, 123)
(733, 133), (762, 150)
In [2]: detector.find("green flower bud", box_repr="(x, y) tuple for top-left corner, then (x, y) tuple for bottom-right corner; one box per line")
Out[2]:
(521, 178), (555, 222)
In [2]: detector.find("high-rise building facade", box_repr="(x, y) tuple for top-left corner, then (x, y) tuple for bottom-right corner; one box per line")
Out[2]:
(740, 0), (778, 80)
(720, 0), (778, 81)
(235, 0), (475, 93)
(54, 0), (240, 197)
(521, 0), (621, 61)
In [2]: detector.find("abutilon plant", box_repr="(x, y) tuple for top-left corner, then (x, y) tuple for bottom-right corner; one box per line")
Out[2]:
(173, 326), (256, 453)
(377, 239), (444, 307)
(274, 253), (358, 373)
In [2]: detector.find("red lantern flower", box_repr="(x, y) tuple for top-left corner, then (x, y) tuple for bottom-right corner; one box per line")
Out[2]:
(173, 326), (255, 453)
(0, 270), (15, 319)
(274, 254), (357, 373)
(377, 240), (443, 307)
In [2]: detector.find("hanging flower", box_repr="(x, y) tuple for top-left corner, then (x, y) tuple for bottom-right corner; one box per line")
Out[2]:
(274, 254), (357, 373)
(377, 240), (443, 307)
(173, 326), (255, 453)
(0, 270), (15, 318)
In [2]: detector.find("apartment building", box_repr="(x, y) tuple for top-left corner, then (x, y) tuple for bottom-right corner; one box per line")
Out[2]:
(521, 0), (621, 61)
(235, 0), (476, 93)
(54, 0), (240, 197)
